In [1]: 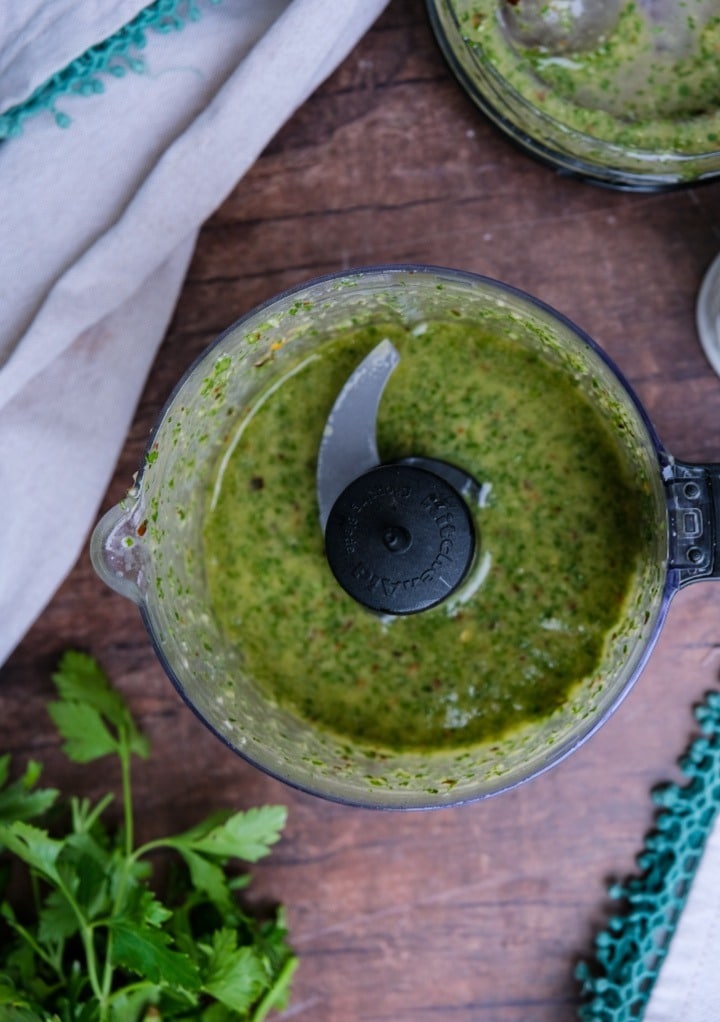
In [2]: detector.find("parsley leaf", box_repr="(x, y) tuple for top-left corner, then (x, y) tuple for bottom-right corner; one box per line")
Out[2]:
(0, 757), (58, 826)
(0, 822), (63, 882)
(0, 652), (296, 1021)
(203, 928), (268, 1010)
(109, 917), (201, 991)
(49, 651), (149, 761)
(176, 806), (288, 862)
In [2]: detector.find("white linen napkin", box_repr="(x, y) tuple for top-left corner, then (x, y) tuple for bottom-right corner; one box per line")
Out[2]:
(0, 0), (389, 667)
(640, 262), (720, 1022)
(644, 822), (720, 1022)
(578, 689), (720, 1022)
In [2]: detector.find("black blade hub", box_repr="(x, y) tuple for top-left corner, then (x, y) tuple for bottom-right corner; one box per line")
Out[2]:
(324, 463), (475, 615)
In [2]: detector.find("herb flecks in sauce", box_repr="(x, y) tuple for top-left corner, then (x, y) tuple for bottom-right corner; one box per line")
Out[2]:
(456, 0), (720, 153)
(203, 322), (649, 754)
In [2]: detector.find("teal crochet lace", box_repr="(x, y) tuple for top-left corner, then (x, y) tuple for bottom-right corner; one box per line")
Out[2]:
(0, 0), (221, 139)
(576, 689), (720, 1021)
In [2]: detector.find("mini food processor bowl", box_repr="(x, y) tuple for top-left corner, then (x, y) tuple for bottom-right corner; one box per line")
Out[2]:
(93, 266), (698, 809)
(426, 0), (720, 191)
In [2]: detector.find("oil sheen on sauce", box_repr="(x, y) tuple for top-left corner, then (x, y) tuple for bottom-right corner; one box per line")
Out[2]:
(202, 321), (651, 754)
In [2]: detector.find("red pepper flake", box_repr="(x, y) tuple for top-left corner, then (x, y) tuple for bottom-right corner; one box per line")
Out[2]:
(136, 519), (148, 537)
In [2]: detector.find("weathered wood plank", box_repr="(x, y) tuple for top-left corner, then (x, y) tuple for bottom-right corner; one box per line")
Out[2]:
(3, 1), (720, 1019)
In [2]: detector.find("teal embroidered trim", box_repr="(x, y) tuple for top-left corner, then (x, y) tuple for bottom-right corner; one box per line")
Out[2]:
(576, 689), (720, 1021)
(0, 0), (222, 140)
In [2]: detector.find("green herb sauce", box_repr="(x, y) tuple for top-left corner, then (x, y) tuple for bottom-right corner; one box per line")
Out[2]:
(454, 0), (720, 153)
(202, 321), (650, 754)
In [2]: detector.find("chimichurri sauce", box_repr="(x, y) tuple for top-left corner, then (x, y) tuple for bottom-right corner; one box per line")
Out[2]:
(454, 0), (720, 154)
(202, 321), (649, 753)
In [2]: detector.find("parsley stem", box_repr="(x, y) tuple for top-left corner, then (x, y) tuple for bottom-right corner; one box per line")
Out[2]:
(250, 955), (299, 1022)
(107, 979), (160, 1004)
(54, 875), (105, 1007)
(120, 728), (134, 857)
(4, 915), (65, 980)
(99, 731), (135, 1012)
(129, 835), (179, 861)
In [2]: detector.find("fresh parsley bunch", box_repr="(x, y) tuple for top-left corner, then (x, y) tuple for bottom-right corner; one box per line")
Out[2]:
(0, 652), (296, 1022)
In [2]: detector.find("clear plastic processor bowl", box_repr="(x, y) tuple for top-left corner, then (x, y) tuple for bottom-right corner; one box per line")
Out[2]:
(426, 0), (720, 190)
(92, 266), (720, 808)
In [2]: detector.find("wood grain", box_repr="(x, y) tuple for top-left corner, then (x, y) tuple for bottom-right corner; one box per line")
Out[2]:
(3, 2), (720, 1019)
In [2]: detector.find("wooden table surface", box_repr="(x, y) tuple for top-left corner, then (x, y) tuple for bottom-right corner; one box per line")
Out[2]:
(4, 2), (720, 1019)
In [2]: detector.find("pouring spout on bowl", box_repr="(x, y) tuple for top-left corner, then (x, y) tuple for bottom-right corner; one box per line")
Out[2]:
(90, 495), (149, 607)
